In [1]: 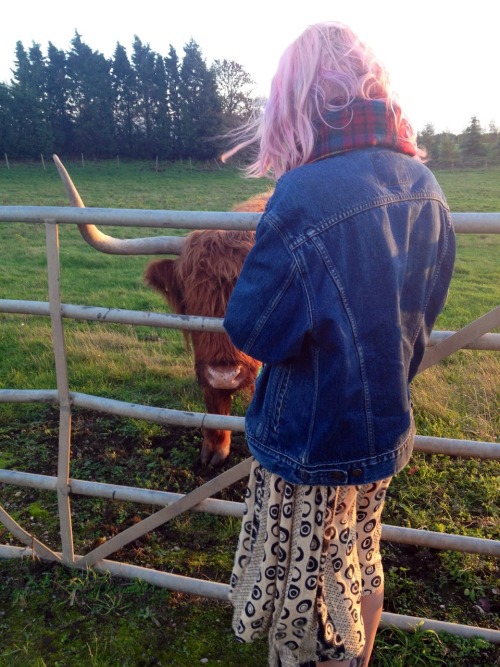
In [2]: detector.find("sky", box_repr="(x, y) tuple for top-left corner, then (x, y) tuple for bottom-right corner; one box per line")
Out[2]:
(0, 0), (498, 135)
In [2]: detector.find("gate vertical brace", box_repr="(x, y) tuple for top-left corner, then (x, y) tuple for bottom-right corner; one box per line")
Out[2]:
(45, 221), (74, 564)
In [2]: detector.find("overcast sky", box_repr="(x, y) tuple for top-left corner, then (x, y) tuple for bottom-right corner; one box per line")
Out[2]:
(1, 0), (498, 135)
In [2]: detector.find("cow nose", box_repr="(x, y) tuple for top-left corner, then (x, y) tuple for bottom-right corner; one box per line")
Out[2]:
(206, 365), (243, 389)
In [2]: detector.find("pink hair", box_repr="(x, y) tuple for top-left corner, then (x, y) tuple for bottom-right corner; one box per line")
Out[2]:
(222, 21), (419, 179)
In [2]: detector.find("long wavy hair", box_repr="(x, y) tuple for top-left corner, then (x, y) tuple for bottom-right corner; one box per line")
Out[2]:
(222, 21), (419, 179)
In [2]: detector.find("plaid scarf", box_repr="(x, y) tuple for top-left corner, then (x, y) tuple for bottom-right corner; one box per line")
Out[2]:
(309, 99), (417, 163)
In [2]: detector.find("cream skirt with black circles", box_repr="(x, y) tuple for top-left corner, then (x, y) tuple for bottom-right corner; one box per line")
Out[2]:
(229, 459), (391, 667)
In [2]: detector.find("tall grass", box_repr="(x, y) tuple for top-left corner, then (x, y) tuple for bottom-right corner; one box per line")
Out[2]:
(0, 160), (498, 666)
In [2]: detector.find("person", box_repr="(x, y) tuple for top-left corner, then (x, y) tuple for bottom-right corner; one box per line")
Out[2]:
(221, 21), (456, 667)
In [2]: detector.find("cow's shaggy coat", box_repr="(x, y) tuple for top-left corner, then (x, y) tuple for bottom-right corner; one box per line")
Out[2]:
(145, 192), (270, 465)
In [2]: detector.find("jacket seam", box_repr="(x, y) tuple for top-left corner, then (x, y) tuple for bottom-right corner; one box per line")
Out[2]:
(310, 235), (375, 453)
(288, 192), (450, 250)
(302, 346), (320, 462)
(241, 220), (300, 355)
(247, 419), (414, 473)
(409, 211), (454, 351)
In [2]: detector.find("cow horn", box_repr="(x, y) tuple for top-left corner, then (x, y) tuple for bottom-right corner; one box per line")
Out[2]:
(52, 154), (185, 255)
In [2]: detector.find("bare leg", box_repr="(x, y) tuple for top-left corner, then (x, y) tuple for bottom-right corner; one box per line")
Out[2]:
(313, 480), (389, 667)
(359, 587), (384, 665)
(315, 585), (383, 667)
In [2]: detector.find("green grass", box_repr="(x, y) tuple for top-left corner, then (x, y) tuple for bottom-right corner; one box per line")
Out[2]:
(0, 561), (268, 667)
(0, 160), (499, 666)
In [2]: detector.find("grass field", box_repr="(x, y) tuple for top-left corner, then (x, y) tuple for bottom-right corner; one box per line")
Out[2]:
(0, 159), (499, 666)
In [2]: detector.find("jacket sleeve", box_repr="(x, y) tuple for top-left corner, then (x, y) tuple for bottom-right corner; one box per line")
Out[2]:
(223, 215), (312, 364)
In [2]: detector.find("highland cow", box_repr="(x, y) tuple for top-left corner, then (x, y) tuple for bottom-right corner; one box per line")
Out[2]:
(144, 193), (270, 466)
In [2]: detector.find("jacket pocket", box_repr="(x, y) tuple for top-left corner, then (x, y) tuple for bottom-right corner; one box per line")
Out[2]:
(270, 363), (292, 433)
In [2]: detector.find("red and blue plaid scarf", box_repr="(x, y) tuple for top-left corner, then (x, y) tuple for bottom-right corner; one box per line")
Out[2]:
(309, 99), (417, 163)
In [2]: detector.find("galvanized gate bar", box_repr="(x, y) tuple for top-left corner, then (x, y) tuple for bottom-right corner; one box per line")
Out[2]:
(380, 524), (500, 557)
(418, 306), (500, 372)
(379, 612), (500, 645)
(0, 506), (61, 562)
(414, 435), (500, 459)
(1, 298), (500, 350)
(0, 469), (245, 516)
(0, 388), (499, 460)
(0, 466), (497, 556)
(1, 206), (499, 233)
(0, 299), (224, 332)
(0, 389), (58, 403)
(430, 329), (500, 351)
(79, 458), (253, 568)
(0, 544), (231, 600)
(1, 543), (499, 645)
(45, 221), (75, 564)
(0, 205), (263, 230)
(71, 391), (246, 432)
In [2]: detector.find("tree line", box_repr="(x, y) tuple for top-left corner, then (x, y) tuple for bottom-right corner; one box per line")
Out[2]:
(1, 32), (499, 167)
(417, 117), (500, 169)
(0, 32), (258, 161)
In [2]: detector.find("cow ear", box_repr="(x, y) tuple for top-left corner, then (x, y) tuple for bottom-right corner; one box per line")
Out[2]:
(144, 259), (186, 315)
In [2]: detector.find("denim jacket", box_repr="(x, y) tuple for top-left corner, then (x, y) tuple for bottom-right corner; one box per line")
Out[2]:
(224, 148), (456, 485)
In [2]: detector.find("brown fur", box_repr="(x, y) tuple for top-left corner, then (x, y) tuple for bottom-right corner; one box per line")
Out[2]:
(144, 191), (271, 465)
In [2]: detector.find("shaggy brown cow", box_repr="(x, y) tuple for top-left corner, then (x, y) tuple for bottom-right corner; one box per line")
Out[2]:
(144, 192), (270, 466)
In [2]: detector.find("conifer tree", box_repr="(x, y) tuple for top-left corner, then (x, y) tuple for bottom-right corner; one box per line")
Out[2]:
(111, 43), (138, 156)
(131, 36), (159, 157)
(179, 39), (222, 159)
(67, 32), (116, 157)
(460, 116), (487, 167)
(164, 45), (183, 159)
(150, 53), (170, 158)
(437, 132), (460, 169)
(0, 83), (16, 155)
(9, 41), (53, 156)
(417, 123), (437, 163)
(46, 42), (73, 153)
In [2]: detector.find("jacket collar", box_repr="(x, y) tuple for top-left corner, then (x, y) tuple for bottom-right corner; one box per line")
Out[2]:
(309, 99), (417, 163)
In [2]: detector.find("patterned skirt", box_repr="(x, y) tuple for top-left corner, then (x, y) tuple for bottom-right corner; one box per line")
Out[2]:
(229, 460), (391, 667)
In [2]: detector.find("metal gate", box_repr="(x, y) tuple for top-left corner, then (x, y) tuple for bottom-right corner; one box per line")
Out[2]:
(0, 205), (499, 644)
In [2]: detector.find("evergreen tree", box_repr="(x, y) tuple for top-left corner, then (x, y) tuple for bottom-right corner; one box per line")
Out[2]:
(11, 41), (34, 88)
(12, 42), (47, 102)
(67, 32), (116, 157)
(460, 116), (487, 167)
(164, 45), (183, 158)
(131, 36), (158, 157)
(0, 83), (16, 155)
(111, 43), (139, 157)
(7, 84), (53, 157)
(150, 53), (171, 158)
(417, 123), (437, 163)
(485, 121), (500, 166)
(486, 140), (500, 166)
(46, 42), (73, 154)
(179, 39), (222, 159)
(437, 132), (460, 169)
(9, 41), (53, 157)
